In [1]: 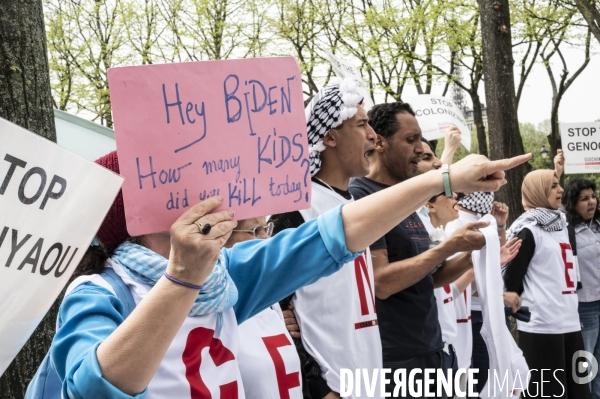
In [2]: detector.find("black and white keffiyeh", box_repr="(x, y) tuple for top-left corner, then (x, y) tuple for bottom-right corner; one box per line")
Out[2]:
(457, 192), (494, 215)
(507, 208), (566, 240)
(305, 77), (363, 176)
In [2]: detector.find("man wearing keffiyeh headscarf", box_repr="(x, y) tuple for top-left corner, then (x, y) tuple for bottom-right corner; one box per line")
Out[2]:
(305, 76), (375, 182)
(270, 77), (379, 399)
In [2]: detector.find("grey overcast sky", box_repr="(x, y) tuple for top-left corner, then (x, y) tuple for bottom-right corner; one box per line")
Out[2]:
(515, 48), (599, 124)
(400, 45), (599, 126)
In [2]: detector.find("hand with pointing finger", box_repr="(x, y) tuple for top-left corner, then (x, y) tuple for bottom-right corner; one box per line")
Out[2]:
(449, 153), (532, 193)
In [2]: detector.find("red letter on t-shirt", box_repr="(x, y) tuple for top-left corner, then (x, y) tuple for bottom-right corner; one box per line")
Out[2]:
(560, 243), (575, 288)
(183, 327), (238, 398)
(262, 334), (300, 399)
(355, 251), (376, 315)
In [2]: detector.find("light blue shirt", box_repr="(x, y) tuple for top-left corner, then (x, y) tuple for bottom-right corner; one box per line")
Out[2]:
(51, 204), (359, 398)
(576, 219), (600, 302)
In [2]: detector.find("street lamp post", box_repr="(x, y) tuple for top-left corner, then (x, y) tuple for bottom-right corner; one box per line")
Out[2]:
(540, 145), (549, 168)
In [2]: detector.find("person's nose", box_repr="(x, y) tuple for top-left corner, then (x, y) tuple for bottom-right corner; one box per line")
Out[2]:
(366, 124), (377, 142)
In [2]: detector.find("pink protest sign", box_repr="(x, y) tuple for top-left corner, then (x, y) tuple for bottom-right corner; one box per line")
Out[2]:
(108, 57), (310, 236)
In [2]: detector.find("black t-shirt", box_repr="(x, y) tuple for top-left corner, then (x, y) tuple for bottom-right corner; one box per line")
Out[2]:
(348, 177), (443, 362)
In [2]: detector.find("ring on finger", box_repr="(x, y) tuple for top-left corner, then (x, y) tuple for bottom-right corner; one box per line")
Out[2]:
(194, 220), (212, 235)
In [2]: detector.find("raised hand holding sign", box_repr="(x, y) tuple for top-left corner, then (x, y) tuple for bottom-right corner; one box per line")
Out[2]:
(108, 57), (310, 236)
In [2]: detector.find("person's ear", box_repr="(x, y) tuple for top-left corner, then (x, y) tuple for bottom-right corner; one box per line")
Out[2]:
(373, 134), (386, 153)
(322, 130), (337, 148)
(425, 202), (436, 214)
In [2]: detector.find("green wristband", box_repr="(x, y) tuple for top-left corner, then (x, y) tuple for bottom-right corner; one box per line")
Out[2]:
(442, 164), (452, 197)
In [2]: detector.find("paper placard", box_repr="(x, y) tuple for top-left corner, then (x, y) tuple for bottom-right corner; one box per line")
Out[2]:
(108, 57), (311, 236)
(0, 117), (123, 376)
(404, 94), (471, 151)
(325, 51), (374, 109)
(560, 122), (600, 174)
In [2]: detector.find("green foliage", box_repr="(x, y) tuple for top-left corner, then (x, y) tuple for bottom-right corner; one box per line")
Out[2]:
(43, 0), (595, 132)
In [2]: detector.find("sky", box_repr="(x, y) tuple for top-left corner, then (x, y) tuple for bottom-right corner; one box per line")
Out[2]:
(400, 44), (599, 126)
(515, 47), (600, 124)
(71, 38), (598, 128)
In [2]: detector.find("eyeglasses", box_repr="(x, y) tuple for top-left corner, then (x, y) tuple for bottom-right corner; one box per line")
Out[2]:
(428, 192), (446, 203)
(233, 222), (274, 239)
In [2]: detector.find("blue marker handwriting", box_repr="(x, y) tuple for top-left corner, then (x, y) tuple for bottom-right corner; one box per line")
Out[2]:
(201, 155), (241, 182)
(136, 156), (192, 189)
(224, 75), (296, 136)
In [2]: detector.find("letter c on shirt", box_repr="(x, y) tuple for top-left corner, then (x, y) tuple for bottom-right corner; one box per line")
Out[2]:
(183, 327), (239, 398)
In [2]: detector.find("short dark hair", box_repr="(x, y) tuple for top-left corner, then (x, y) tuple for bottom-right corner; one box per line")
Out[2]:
(562, 178), (600, 225)
(367, 102), (416, 139)
(421, 137), (433, 149)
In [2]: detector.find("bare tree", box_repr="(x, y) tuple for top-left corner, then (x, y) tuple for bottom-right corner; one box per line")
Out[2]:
(541, 28), (591, 155)
(270, 0), (328, 96)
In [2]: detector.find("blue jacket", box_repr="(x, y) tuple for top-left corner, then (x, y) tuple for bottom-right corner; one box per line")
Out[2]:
(51, 205), (358, 398)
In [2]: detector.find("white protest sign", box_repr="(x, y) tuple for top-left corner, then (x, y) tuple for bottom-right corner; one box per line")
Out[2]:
(325, 51), (374, 109)
(0, 117), (123, 376)
(405, 94), (471, 152)
(560, 122), (600, 174)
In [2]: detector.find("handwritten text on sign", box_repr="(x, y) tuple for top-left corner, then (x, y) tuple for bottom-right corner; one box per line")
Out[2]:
(0, 117), (123, 376)
(405, 95), (471, 151)
(108, 57), (310, 236)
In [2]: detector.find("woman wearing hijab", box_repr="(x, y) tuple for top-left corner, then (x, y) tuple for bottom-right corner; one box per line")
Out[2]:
(563, 179), (600, 398)
(504, 170), (590, 398)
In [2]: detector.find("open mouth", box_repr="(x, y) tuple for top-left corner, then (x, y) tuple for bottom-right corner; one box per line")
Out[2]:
(364, 147), (374, 161)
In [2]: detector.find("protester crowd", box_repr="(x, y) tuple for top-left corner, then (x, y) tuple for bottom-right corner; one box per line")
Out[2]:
(28, 77), (600, 399)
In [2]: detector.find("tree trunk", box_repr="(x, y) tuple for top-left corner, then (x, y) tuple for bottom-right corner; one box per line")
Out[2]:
(470, 91), (488, 157)
(0, 0), (56, 141)
(548, 95), (561, 158)
(0, 1), (59, 397)
(574, 0), (600, 46)
(478, 0), (529, 225)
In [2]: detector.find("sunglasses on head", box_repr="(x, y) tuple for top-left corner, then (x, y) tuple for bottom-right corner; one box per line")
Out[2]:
(233, 222), (274, 239)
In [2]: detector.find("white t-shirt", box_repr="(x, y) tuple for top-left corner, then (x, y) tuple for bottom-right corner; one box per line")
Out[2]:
(67, 260), (246, 399)
(420, 208), (458, 346)
(453, 284), (472, 370)
(238, 305), (302, 399)
(434, 286), (458, 345)
(517, 223), (581, 334)
(293, 182), (383, 397)
(445, 210), (477, 370)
